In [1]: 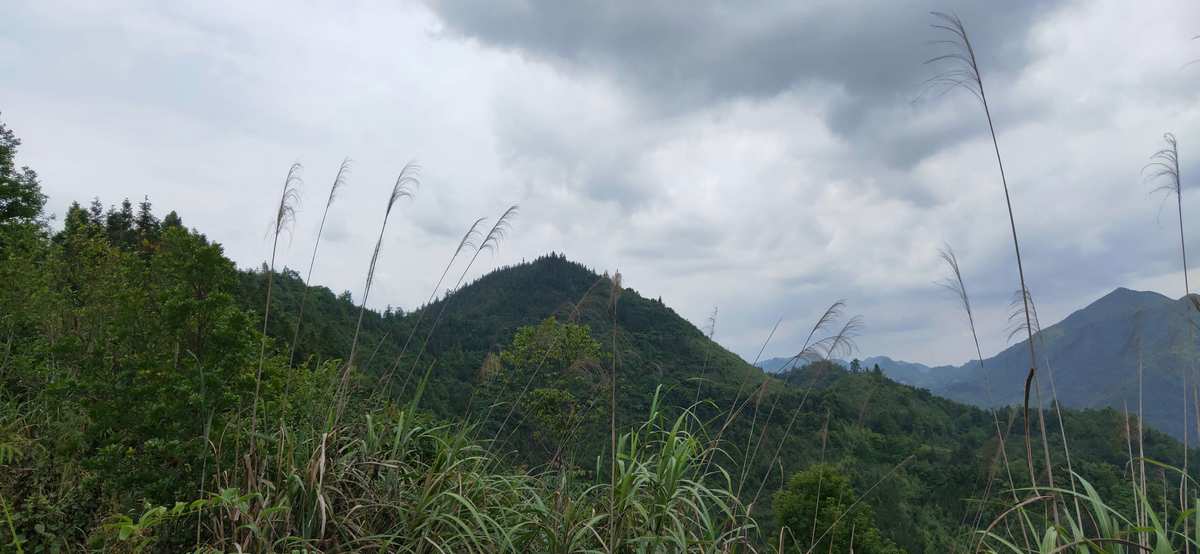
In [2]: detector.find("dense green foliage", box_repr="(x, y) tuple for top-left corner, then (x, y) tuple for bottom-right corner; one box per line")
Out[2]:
(234, 250), (1196, 552)
(774, 464), (901, 553)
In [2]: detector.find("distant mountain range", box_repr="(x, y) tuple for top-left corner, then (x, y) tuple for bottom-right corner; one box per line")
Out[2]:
(758, 287), (1200, 439)
(757, 355), (957, 388)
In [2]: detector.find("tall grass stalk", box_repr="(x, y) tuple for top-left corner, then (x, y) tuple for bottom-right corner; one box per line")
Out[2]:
(608, 270), (622, 554)
(736, 301), (846, 500)
(692, 306), (718, 403)
(1146, 132), (1194, 548)
(251, 163), (301, 459)
(1123, 399), (1146, 548)
(810, 410), (831, 548)
(288, 158), (349, 368)
(937, 246), (1027, 551)
(379, 217), (485, 388)
(750, 314), (860, 508)
(397, 205), (518, 397)
(697, 315), (782, 479)
(1043, 355), (1082, 529)
(1147, 133), (1190, 301)
(926, 11), (1041, 492)
(1008, 291), (1059, 502)
(1138, 335), (1149, 545)
(337, 162), (419, 420)
(2, 494), (22, 554)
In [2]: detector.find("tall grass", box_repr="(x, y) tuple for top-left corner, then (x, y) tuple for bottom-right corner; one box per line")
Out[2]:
(607, 269), (622, 553)
(251, 163), (302, 459)
(938, 246), (1024, 549)
(398, 205), (518, 397)
(1028, 33), (1200, 554)
(101, 379), (758, 553)
(379, 216), (485, 388)
(697, 315), (782, 482)
(1147, 132), (1195, 548)
(1146, 133), (1190, 302)
(976, 466), (1200, 553)
(925, 11), (1043, 494)
(288, 158), (350, 368)
(749, 312), (861, 510)
(736, 308), (836, 501)
(733, 301), (859, 506)
(345, 162), (420, 371)
(338, 162), (420, 420)
(693, 306), (719, 403)
(1007, 292), (1060, 499)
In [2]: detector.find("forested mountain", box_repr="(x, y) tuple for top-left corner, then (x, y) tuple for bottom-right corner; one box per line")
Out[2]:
(861, 288), (1200, 439)
(757, 356), (951, 389)
(756, 356), (799, 373)
(854, 356), (958, 389)
(238, 253), (1192, 551)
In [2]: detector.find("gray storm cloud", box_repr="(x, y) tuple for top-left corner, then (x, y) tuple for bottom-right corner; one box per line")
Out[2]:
(3, 0), (1199, 366)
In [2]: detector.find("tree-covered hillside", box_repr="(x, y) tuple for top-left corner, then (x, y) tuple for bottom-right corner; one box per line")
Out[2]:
(239, 251), (1193, 552)
(874, 287), (1200, 440)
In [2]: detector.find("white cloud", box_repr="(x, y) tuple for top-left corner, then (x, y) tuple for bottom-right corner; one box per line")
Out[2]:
(2, 0), (1200, 367)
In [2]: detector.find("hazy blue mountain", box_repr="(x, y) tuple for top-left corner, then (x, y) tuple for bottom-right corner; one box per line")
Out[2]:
(756, 356), (806, 373)
(859, 356), (962, 388)
(755, 355), (956, 387)
(757, 288), (1199, 438)
(877, 287), (1199, 439)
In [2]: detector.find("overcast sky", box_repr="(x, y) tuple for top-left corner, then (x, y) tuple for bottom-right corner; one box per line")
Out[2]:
(3, 0), (1199, 366)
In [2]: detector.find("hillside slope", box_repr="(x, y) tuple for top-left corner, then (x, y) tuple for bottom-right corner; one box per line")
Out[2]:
(242, 253), (764, 421)
(241, 254), (1193, 552)
(891, 288), (1200, 439)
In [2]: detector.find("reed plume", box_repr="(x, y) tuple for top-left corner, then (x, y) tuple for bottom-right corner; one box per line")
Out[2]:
(925, 10), (1040, 492)
(337, 162), (419, 419)
(693, 306), (718, 402)
(741, 303), (861, 507)
(936, 247), (1021, 534)
(1146, 133), (1191, 303)
(397, 205), (518, 396)
(288, 158), (350, 367)
(380, 216), (485, 388)
(251, 163), (302, 456)
(737, 302), (846, 499)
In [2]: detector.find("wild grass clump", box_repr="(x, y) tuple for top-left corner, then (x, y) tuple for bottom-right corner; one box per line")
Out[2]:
(88, 383), (758, 553)
(977, 465), (1200, 553)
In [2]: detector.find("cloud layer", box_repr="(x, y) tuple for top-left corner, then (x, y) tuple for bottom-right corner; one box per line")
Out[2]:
(3, 0), (1199, 365)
